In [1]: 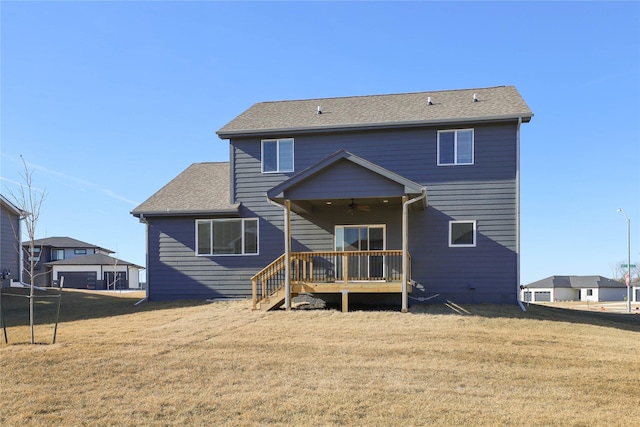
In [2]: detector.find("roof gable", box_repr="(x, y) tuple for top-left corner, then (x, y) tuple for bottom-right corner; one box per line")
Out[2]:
(267, 150), (426, 212)
(1, 194), (27, 216)
(131, 162), (239, 217)
(217, 86), (533, 138)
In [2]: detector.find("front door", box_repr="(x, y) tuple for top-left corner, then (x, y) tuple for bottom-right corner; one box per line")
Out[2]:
(335, 225), (385, 280)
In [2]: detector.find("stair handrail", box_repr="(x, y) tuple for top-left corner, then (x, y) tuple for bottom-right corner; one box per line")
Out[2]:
(252, 254), (286, 309)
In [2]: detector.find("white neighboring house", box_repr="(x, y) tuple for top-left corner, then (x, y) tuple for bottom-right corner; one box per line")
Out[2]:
(522, 276), (629, 303)
(45, 253), (143, 290)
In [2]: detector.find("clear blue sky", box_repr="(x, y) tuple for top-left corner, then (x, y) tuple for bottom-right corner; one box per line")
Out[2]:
(1, 1), (638, 284)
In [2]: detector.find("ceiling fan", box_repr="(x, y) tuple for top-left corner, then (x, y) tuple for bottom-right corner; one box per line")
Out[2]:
(347, 198), (370, 214)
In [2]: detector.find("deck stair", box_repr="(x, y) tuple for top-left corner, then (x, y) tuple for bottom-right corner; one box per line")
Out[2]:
(252, 254), (288, 311)
(257, 286), (287, 311)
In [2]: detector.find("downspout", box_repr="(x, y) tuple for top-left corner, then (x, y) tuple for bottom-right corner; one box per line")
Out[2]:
(18, 212), (27, 284)
(135, 214), (149, 306)
(516, 117), (526, 312)
(402, 189), (427, 313)
(267, 197), (291, 310)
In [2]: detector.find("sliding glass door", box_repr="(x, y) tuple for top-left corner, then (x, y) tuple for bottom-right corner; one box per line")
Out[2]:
(335, 225), (385, 280)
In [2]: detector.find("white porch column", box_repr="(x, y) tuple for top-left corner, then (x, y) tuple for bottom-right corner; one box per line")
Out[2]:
(402, 190), (427, 313)
(284, 199), (291, 310)
(402, 196), (409, 312)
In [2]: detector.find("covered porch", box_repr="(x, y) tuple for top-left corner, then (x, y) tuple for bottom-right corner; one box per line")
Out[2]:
(253, 150), (427, 312)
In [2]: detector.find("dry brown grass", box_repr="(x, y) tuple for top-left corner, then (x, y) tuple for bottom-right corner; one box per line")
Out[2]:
(1, 289), (639, 426)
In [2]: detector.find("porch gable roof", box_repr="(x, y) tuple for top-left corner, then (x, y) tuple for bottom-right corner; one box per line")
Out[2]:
(267, 150), (426, 207)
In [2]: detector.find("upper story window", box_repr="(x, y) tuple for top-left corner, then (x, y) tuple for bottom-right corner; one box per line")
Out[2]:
(196, 218), (258, 256)
(51, 249), (65, 260)
(29, 247), (41, 262)
(449, 220), (476, 247)
(437, 129), (474, 166)
(74, 249), (87, 255)
(262, 138), (294, 173)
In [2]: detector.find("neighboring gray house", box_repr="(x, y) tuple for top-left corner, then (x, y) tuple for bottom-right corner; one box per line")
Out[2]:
(1, 194), (27, 286)
(45, 253), (143, 290)
(522, 276), (629, 303)
(133, 86), (533, 310)
(22, 237), (143, 289)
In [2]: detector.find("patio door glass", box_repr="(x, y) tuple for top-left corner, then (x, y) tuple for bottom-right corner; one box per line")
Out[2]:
(335, 225), (385, 280)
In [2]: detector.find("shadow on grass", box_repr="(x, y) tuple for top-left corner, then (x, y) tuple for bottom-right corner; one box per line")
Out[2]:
(3, 288), (639, 335)
(409, 302), (640, 333)
(0, 288), (211, 328)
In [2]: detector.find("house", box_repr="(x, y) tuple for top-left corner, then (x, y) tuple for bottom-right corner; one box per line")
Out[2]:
(22, 237), (143, 289)
(132, 86), (533, 311)
(1, 194), (27, 286)
(521, 276), (629, 303)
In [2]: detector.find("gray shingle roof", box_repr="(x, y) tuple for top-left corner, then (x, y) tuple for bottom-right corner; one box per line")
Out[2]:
(44, 253), (143, 269)
(525, 276), (625, 289)
(131, 162), (238, 217)
(217, 86), (533, 138)
(23, 237), (113, 253)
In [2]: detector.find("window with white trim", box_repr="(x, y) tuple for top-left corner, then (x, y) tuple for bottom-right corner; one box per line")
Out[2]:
(262, 138), (294, 173)
(449, 220), (476, 247)
(438, 129), (474, 165)
(196, 218), (258, 255)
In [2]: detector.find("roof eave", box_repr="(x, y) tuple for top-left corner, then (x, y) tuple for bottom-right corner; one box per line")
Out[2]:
(217, 114), (533, 139)
(132, 206), (241, 218)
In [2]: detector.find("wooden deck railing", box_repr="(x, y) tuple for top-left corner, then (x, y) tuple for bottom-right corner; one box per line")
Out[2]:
(251, 250), (408, 309)
(290, 250), (404, 283)
(251, 254), (286, 310)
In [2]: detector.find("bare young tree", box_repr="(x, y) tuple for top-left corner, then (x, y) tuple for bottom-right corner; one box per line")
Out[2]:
(6, 156), (47, 344)
(109, 254), (119, 291)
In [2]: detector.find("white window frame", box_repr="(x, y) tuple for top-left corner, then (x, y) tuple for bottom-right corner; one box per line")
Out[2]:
(334, 224), (387, 251)
(196, 218), (259, 256)
(437, 129), (474, 166)
(261, 138), (294, 173)
(449, 220), (477, 248)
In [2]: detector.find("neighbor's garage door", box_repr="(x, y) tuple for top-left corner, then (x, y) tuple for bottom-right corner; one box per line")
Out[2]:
(534, 291), (551, 302)
(59, 272), (97, 289)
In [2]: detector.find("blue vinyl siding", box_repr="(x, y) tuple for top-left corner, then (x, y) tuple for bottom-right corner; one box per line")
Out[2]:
(146, 216), (268, 301)
(1, 205), (21, 283)
(229, 122), (519, 304)
(147, 121), (519, 303)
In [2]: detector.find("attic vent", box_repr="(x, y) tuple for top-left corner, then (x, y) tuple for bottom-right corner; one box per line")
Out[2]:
(317, 106), (322, 114)
(473, 93), (478, 102)
(427, 96), (433, 105)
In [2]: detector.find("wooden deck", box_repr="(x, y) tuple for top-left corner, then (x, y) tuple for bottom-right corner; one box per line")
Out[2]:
(252, 250), (411, 311)
(292, 280), (406, 294)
